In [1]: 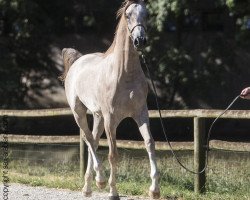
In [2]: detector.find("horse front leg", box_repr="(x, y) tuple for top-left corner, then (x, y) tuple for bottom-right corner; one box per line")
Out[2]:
(134, 107), (160, 199)
(104, 116), (119, 200)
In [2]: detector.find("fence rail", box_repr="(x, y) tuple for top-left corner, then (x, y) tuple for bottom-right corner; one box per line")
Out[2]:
(1, 108), (250, 118)
(1, 108), (250, 194)
(3, 134), (250, 152)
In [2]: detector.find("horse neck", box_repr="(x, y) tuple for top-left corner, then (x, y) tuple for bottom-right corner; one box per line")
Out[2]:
(112, 15), (140, 74)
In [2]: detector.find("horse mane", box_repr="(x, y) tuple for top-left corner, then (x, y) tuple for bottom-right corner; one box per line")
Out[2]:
(103, 0), (139, 57)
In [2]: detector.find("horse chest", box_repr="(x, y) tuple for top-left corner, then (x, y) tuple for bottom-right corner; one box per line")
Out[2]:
(124, 71), (136, 88)
(113, 83), (147, 113)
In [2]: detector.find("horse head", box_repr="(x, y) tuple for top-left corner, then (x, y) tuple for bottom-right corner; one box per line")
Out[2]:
(125, 0), (148, 50)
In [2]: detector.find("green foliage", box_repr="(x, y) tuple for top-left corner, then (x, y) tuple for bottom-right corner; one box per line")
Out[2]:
(0, 0), (55, 108)
(2, 148), (250, 200)
(0, 0), (249, 108)
(144, 0), (250, 108)
(0, 0), (120, 108)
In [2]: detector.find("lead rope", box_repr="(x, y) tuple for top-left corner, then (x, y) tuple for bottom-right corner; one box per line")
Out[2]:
(141, 53), (241, 174)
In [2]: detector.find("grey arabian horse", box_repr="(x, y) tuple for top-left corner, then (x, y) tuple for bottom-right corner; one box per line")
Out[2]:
(61, 0), (160, 199)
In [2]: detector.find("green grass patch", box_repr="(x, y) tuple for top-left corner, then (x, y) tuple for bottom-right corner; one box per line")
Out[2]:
(1, 147), (250, 200)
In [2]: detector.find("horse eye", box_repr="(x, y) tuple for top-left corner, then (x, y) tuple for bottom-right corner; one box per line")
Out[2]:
(125, 13), (131, 20)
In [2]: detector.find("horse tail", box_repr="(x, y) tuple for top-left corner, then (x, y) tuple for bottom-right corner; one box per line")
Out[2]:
(59, 48), (83, 81)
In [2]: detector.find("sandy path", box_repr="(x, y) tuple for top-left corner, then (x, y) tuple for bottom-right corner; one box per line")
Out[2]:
(0, 183), (150, 200)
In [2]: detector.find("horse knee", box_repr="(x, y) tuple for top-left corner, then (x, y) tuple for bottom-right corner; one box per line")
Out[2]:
(144, 138), (155, 152)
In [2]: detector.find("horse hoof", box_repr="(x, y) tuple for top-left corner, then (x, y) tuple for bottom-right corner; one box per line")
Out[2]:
(149, 190), (160, 199)
(82, 191), (92, 197)
(96, 181), (106, 189)
(108, 196), (120, 200)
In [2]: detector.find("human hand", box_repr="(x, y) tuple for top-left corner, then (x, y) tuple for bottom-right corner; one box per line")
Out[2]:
(240, 87), (250, 99)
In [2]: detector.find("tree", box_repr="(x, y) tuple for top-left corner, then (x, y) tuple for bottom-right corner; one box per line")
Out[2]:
(0, 0), (249, 109)
(0, 0), (120, 108)
(145, 0), (250, 109)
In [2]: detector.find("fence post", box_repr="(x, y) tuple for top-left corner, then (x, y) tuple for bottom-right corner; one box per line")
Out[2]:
(194, 117), (206, 193)
(80, 129), (88, 178)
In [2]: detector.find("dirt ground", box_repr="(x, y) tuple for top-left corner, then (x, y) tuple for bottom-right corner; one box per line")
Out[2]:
(0, 183), (152, 200)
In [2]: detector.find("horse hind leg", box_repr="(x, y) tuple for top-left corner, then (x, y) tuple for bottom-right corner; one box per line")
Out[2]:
(82, 114), (106, 196)
(91, 114), (106, 190)
(71, 98), (105, 197)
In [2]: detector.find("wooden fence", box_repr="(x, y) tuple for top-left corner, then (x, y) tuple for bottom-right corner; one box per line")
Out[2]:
(1, 108), (250, 194)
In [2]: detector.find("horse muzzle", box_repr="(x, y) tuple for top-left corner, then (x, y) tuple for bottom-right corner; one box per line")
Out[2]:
(133, 36), (147, 50)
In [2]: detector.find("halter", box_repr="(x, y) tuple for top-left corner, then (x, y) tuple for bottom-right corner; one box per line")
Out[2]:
(128, 23), (147, 34)
(124, 2), (147, 35)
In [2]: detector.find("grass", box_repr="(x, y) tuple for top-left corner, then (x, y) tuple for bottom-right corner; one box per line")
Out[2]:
(1, 147), (250, 200)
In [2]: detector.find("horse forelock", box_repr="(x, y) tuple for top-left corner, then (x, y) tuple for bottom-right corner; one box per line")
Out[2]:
(117, 0), (140, 18)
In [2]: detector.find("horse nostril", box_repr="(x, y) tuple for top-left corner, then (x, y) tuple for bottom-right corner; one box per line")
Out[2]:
(134, 38), (139, 47)
(134, 37), (147, 48)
